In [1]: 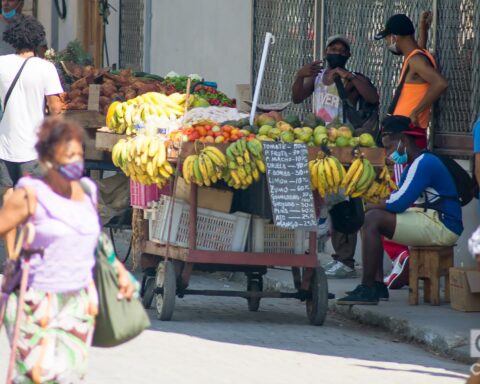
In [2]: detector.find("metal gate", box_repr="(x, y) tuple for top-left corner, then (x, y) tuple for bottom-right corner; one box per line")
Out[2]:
(253, 0), (479, 155)
(119, 0), (145, 71)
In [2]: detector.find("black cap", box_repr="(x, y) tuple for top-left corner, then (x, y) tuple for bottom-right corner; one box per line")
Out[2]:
(381, 115), (412, 134)
(374, 14), (415, 40)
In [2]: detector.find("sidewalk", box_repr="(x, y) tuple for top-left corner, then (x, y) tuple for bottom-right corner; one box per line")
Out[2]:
(261, 265), (480, 365)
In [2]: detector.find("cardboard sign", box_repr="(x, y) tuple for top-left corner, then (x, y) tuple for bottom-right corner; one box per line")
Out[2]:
(263, 142), (316, 230)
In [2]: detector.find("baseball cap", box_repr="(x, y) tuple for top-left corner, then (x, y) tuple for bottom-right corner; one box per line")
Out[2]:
(374, 14), (415, 40)
(381, 115), (423, 136)
(326, 35), (351, 51)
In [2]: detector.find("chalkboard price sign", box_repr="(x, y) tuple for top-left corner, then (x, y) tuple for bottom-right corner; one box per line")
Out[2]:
(263, 142), (317, 230)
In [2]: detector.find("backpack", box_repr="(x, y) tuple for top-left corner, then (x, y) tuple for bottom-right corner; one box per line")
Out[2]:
(432, 153), (475, 206)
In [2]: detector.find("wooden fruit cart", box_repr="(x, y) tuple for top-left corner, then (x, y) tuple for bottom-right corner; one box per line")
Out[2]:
(96, 131), (386, 326)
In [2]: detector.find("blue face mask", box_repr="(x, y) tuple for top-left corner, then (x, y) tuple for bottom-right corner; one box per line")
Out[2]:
(2, 8), (17, 19)
(390, 141), (408, 165)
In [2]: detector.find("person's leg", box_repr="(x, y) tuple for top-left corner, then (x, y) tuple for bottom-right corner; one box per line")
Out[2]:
(361, 209), (396, 287)
(331, 229), (357, 269)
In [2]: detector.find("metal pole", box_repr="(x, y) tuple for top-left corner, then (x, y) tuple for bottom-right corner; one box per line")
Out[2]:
(313, 0), (325, 113)
(429, 0), (439, 151)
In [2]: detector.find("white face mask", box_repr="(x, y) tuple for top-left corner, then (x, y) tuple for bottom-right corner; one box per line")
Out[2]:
(387, 35), (401, 55)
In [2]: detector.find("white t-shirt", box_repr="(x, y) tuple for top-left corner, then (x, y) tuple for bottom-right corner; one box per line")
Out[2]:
(0, 55), (63, 162)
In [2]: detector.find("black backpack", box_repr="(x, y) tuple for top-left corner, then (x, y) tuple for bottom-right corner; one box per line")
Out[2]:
(432, 153), (475, 206)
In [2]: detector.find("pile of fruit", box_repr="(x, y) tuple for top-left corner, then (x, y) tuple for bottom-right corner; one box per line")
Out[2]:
(362, 165), (398, 204)
(182, 138), (266, 190)
(176, 121), (255, 144)
(111, 135), (175, 187)
(341, 154), (377, 197)
(309, 152), (346, 197)
(106, 92), (188, 135)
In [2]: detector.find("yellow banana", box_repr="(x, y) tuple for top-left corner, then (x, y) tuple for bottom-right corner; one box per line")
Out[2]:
(204, 146), (227, 167)
(198, 156), (211, 186)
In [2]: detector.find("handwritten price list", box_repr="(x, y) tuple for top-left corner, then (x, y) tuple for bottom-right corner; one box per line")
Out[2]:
(263, 142), (317, 230)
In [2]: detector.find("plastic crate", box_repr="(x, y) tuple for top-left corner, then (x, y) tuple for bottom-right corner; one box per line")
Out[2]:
(252, 217), (306, 254)
(130, 180), (173, 209)
(148, 195), (251, 252)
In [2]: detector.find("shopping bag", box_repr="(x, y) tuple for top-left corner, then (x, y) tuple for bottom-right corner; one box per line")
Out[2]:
(92, 233), (150, 347)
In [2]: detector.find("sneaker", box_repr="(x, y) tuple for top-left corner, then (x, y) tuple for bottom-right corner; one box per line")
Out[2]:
(337, 284), (379, 305)
(384, 251), (410, 290)
(322, 260), (337, 270)
(346, 281), (389, 301)
(325, 261), (356, 279)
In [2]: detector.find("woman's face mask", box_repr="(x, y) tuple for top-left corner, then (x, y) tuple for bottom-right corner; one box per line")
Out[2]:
(56, 160), (85, 180)
(389, 140), (408, 164)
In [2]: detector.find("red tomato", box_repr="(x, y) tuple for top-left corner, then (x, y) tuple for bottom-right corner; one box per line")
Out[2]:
(197, 127), (207, 137)
(222, 126), (232, 133)
(222, 132), (230, 139)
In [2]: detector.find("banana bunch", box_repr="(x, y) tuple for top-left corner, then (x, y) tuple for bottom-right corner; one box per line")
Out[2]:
(341, 155), (376, 197)
(223, 138), (266, 190)
(111, 135), (174, 187)
(183, 146), (228, 187)
(106, 92), (189, 135)
(309, 154), (346, 197)
(363, 165), (398, 204)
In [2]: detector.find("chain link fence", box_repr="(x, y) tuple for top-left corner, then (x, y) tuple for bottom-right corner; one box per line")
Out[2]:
(252, 0), (315, 115)
(119, 0), (144, 71)
(253, 0), (479, 151)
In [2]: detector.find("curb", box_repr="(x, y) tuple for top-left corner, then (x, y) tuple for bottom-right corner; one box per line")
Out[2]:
(263, 272), (474, 365)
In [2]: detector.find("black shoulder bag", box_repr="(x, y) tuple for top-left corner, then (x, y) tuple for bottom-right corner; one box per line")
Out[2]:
(1, 57), (32, 116)
(334, 75), (379, 136)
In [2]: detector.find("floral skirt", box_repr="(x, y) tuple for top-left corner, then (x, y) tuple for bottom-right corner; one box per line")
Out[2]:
(5, 283), (98, 384)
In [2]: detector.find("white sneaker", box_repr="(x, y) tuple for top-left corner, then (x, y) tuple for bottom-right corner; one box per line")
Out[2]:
(323, 260), (337, 270)
(325, 261), (356, 279)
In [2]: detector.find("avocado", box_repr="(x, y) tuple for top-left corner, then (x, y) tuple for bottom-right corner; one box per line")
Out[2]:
(303, 113), (318, 128)
(220, 120), (241, 128)
(283, 114), (301, 128)
(242, 124), (254, 132)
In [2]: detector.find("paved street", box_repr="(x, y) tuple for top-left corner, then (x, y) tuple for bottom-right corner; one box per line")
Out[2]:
(0, 273), (471, 383)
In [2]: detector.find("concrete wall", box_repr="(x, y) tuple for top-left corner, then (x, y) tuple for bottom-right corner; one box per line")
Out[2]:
(148, 0), (253, 98)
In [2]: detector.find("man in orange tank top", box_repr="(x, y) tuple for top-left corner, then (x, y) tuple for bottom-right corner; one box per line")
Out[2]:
(374, 14), (448, 290)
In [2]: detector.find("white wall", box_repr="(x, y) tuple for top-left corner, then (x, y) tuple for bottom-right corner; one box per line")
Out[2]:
(149, 0), (252, 98)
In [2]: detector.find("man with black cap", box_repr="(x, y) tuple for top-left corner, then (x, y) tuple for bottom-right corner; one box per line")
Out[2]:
(374, 13), (448, 290)
(292, 35), (379, 279)
(337, 115), (463, 305)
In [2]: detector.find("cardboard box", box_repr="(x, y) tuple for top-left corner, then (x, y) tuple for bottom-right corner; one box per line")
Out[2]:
(449, 267), (480, 312)
(175, 177), (233, 213)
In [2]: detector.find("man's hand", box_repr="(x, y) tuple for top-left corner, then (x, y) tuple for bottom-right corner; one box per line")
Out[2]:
(296, 61), (323, 79)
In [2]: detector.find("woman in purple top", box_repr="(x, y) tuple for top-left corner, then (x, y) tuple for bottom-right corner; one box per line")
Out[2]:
(2, 117), (134, 383)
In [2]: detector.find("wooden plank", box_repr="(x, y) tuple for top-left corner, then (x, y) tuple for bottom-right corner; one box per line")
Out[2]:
(143, 241), (189, 261)
(188, 249), (318, 267)
(177, 142), (386, 166)
(308, 147), (386, 166)
(63, 110), (105, 128)
(95, 129), (126, 152)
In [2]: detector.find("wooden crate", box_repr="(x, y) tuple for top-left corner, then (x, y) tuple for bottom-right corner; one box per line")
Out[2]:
(63, 110), (105, 128)
(95, 128), (126, 152)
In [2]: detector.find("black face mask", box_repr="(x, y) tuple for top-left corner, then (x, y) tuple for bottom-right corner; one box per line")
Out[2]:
(326, 54), (349, 69)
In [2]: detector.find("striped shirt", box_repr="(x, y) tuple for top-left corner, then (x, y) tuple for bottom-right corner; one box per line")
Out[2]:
(386, 152), (463, 236)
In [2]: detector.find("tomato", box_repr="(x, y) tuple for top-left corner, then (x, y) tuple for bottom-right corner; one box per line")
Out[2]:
(222, 126), (232, 133)
(230, 134), (238, 141)
(197, 127), (207, 137)
(191, 131), (200, 140)
(204, 125), (212, 131)
(231, 128), (240, 136)
(222, 132), (230, 139)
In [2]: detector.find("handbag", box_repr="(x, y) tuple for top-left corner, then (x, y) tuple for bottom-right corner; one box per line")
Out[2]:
(0, 57), (32, 121)
(92, 232), (151, 348)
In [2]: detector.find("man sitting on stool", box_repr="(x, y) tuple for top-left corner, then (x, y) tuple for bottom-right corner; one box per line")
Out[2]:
(337, 115), (463, 305)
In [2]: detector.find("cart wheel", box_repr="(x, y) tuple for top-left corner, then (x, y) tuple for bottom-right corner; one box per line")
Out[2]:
(142, 276), (155, 309)
(247, 277), (263, 312)
(155, 261), (176, 321)
(306, 267), (328, 326)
